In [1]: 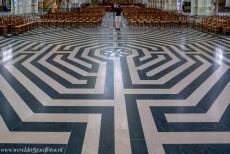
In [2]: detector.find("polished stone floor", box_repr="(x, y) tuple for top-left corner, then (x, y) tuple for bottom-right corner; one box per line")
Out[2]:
(0, 13), (230, 154)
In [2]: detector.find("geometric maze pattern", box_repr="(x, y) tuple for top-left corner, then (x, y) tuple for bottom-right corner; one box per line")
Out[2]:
(0, 28), (115, 154)
(119, 29), (230, 154)
(0, 13), (230, 153)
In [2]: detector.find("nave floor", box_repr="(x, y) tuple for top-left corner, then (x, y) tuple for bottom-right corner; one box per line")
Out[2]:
(0, 13), (230, 154)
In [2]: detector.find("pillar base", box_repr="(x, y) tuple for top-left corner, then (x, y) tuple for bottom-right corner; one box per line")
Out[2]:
(168, 3), (177, 11)
(197, 5), (214, 16)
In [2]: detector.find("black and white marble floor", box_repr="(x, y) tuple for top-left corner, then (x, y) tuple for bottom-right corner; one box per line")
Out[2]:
(0, 13), (230, 154)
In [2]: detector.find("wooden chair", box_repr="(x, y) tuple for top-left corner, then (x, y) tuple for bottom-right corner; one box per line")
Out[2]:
(208, 19), (221, 33)
(222, 20), (230, 35)
(0, 18), (8, 35)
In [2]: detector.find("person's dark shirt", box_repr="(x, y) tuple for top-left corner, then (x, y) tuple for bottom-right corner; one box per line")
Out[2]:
(115, 7), (121, 16)
(112, 4), (114, 12)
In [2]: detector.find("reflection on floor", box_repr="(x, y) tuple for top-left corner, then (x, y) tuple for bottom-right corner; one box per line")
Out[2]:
(0, 13), (230, 154)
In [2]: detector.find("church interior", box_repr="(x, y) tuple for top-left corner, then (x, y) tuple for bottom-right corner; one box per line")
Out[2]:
(0, 0), (230, 154)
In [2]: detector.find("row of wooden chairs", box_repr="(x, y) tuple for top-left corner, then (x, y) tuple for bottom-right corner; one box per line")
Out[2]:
(35, 8), (105, 30)
(41, 10), (104, 28)
(0, 7), (105, 36)
(0, 15), (42, 35)
(0, 16), (8, 35)
(123, 7), (188, 29)
(195, 16), (230, 34)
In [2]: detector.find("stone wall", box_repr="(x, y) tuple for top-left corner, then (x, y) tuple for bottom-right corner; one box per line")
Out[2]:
(11, 0), (32, 14)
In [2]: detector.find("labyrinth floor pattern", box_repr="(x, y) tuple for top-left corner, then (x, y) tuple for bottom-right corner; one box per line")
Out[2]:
(0, 13), (230, 154)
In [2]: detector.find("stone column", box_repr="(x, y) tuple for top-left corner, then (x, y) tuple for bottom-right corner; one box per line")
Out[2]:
(150, 0), (155, 8)
(168, 0), (178, 11)
(215, 0), (218, 15)
(142, 0), (148, 6)
(70, 0), (78, 8)
(146, 0), (150, 7)
(151, 0), (156, 8)
(178, 0), (183, 12)
(225, 0), (230, 7)
(163, 0), (178, 11)
(11, 0), (15, 14)
(148, 0), (153, 8)
(23, 0), (32, 13)
(155, 0), (159, 9)
(164, 0), (169, 10)
(11, 0), (33, 14)
(16, 0), (23, 14)
(197, 0), (215, 16)
(32, 0), (38, 13)
(191, 0), (198, 15)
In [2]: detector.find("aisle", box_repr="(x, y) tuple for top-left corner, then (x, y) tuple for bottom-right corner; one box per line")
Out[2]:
(100, 12), (129, 29)
(1, 10), (230, 154)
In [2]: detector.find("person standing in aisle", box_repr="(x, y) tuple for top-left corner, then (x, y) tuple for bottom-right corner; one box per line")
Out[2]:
(112, 3), (115, 18)
(115, 4), (121, 31)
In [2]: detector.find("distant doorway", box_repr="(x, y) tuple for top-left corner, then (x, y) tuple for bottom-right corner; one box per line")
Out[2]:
(182, 1), (191, 13)
(1, 0), (10, 11)
(218, 0), (230, 12)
